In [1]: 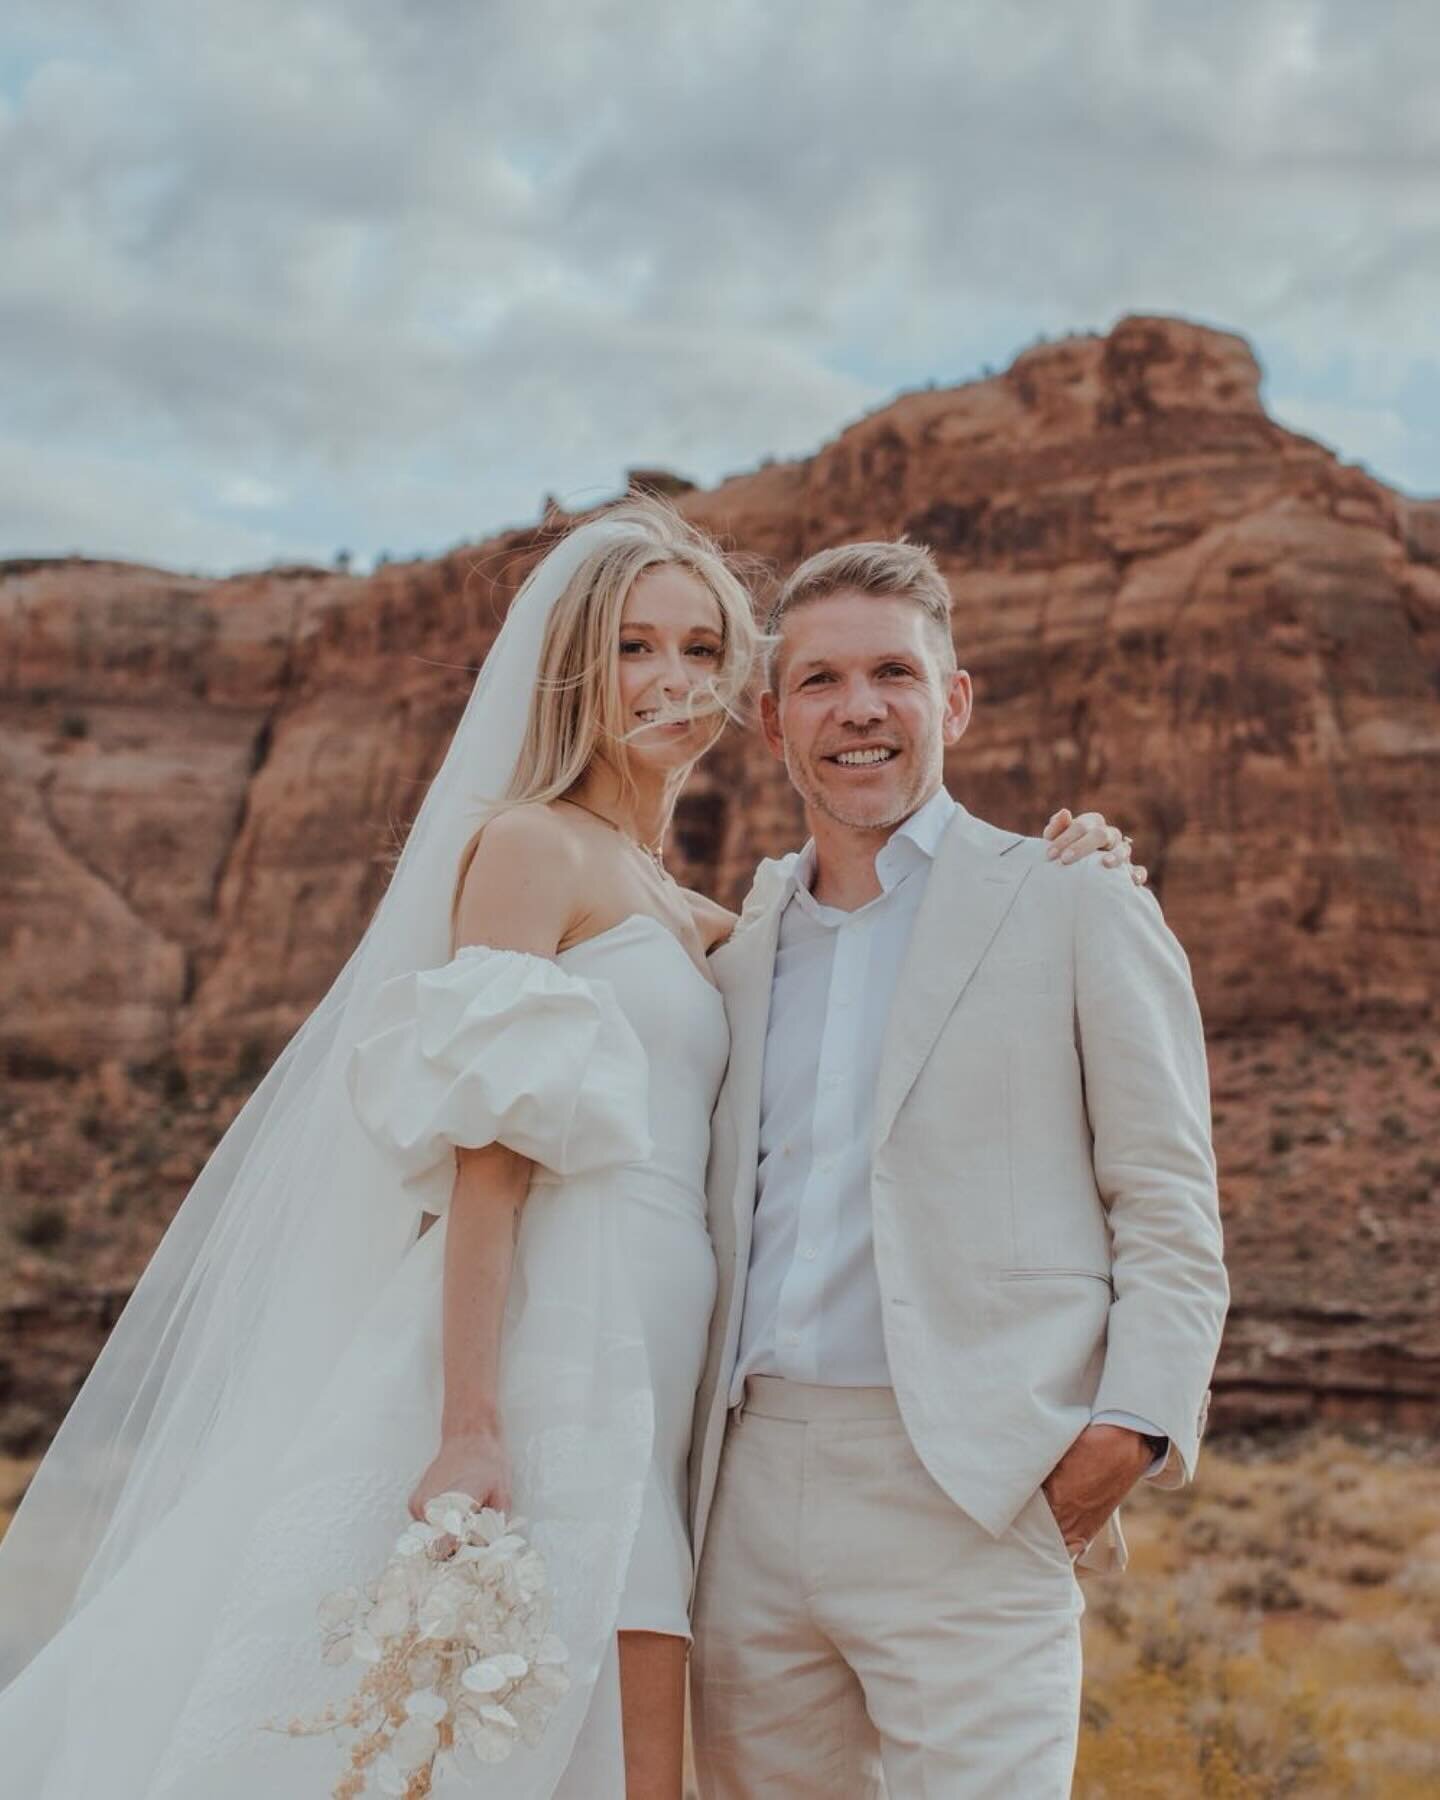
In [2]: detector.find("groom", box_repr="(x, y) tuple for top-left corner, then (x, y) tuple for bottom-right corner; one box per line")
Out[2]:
(687, 541), (1228, 1796)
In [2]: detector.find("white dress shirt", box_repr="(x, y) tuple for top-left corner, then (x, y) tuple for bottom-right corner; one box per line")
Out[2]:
(730, 786), (1168, 1468)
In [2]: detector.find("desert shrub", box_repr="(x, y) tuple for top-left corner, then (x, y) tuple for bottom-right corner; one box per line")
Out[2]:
(1219, 1565), (1304, 1612)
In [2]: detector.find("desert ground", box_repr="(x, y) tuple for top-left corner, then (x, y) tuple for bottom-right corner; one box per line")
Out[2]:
(6, 1429), (1437, 1798)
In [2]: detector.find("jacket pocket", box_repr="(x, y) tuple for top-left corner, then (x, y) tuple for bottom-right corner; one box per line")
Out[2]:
(1014, 1487), (1078, 1576)
(992, 1267), (1114, 1289)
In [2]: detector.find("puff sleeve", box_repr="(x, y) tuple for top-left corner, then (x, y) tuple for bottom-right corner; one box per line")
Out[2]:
(345, 945), (653, 1216)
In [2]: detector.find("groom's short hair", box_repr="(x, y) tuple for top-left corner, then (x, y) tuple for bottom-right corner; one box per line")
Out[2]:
(765, 539), (956, 686)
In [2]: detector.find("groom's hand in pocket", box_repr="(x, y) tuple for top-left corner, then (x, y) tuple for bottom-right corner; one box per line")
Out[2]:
(1041, 1423), (1153, 1556)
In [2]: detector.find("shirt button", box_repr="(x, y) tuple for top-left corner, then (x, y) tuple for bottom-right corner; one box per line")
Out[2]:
(801, 1246), (817, 1261)
(784, 1330), (800, 1346)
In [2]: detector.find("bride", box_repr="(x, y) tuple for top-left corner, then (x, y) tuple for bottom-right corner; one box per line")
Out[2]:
(0, 500), (1139, 1797)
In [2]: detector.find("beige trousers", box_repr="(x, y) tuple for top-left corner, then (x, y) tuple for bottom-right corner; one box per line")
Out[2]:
(691, 1378), (1084, 1799)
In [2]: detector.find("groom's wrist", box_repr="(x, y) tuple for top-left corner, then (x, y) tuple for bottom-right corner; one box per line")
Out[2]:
(1089, 1414), (1169, 1479)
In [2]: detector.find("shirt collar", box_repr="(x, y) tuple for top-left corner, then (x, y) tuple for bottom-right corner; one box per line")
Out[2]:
(787, 785), (958, 907)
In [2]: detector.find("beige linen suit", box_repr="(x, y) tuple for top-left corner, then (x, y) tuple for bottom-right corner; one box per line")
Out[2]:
(688, 806), (1229, 1795)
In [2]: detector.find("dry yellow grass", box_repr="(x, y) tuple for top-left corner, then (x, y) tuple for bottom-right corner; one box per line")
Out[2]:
(1074, 1434), (1440, 1798)
(0, 1457), (34, 1539)
(4, 1436), (1436, 1796)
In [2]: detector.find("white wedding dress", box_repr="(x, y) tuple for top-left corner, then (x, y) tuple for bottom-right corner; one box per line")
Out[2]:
(1, 913), (728, 1798)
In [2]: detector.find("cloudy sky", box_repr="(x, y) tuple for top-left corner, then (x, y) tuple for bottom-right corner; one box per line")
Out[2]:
(3, 0), (1437, 574)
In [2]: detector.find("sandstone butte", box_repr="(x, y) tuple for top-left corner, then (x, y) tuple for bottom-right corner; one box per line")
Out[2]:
(0, 314), (1437, 1457)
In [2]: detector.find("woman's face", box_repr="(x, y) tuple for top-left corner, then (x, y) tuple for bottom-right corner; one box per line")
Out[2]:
(614, 564), (727, 774)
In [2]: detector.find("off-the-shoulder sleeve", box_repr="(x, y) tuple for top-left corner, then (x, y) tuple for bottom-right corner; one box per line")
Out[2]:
(345, 945), (653, 1216)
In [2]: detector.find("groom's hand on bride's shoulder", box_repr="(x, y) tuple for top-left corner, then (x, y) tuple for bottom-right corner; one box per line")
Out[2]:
(1043, 808), (1148, 888)
(1041, 1422), (1154, 1556)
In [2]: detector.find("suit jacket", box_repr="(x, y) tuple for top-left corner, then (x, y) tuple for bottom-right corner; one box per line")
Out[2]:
(688, 804), (1229, 1577)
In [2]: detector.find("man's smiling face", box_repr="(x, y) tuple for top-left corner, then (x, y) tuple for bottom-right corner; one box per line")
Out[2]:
(761, 590), (972, 832)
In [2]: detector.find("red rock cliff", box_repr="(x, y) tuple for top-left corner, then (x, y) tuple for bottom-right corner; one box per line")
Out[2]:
(2, 315), (1437, 1447)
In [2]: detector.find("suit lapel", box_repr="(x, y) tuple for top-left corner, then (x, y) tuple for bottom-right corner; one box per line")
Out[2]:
(712, 899), (784, 1264)
(872, 814), (1032, 1148)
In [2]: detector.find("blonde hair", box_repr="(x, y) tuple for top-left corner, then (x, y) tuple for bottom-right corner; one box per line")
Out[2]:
(765, 539), (956, 685)
(450, 497), (759, 936)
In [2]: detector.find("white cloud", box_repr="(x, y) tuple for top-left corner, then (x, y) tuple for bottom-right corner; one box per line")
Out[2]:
(218, 475), (287, 511)
(0, 433), (323, 570)
(2, 0), (1439, 570)
(1267, 394), (1435, 493)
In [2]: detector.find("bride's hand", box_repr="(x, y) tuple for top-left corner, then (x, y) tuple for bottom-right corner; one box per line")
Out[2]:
(1043, 808), (1148, 887)
(408, 1425), (512, 1520)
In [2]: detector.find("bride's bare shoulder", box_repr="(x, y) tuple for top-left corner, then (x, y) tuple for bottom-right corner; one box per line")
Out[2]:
(681, 888), (739, 954)
(457, 803), (586, 892)
(473, 800), (586, 858)
(453, 804), (587, 953)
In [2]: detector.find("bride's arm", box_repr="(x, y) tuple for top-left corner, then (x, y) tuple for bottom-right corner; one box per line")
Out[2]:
(408, 807), (584, 1520)
(411, 1142), (531, 1516)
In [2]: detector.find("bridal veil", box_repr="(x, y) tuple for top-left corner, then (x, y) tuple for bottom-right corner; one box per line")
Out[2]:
(0, 512), (670, 1794)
